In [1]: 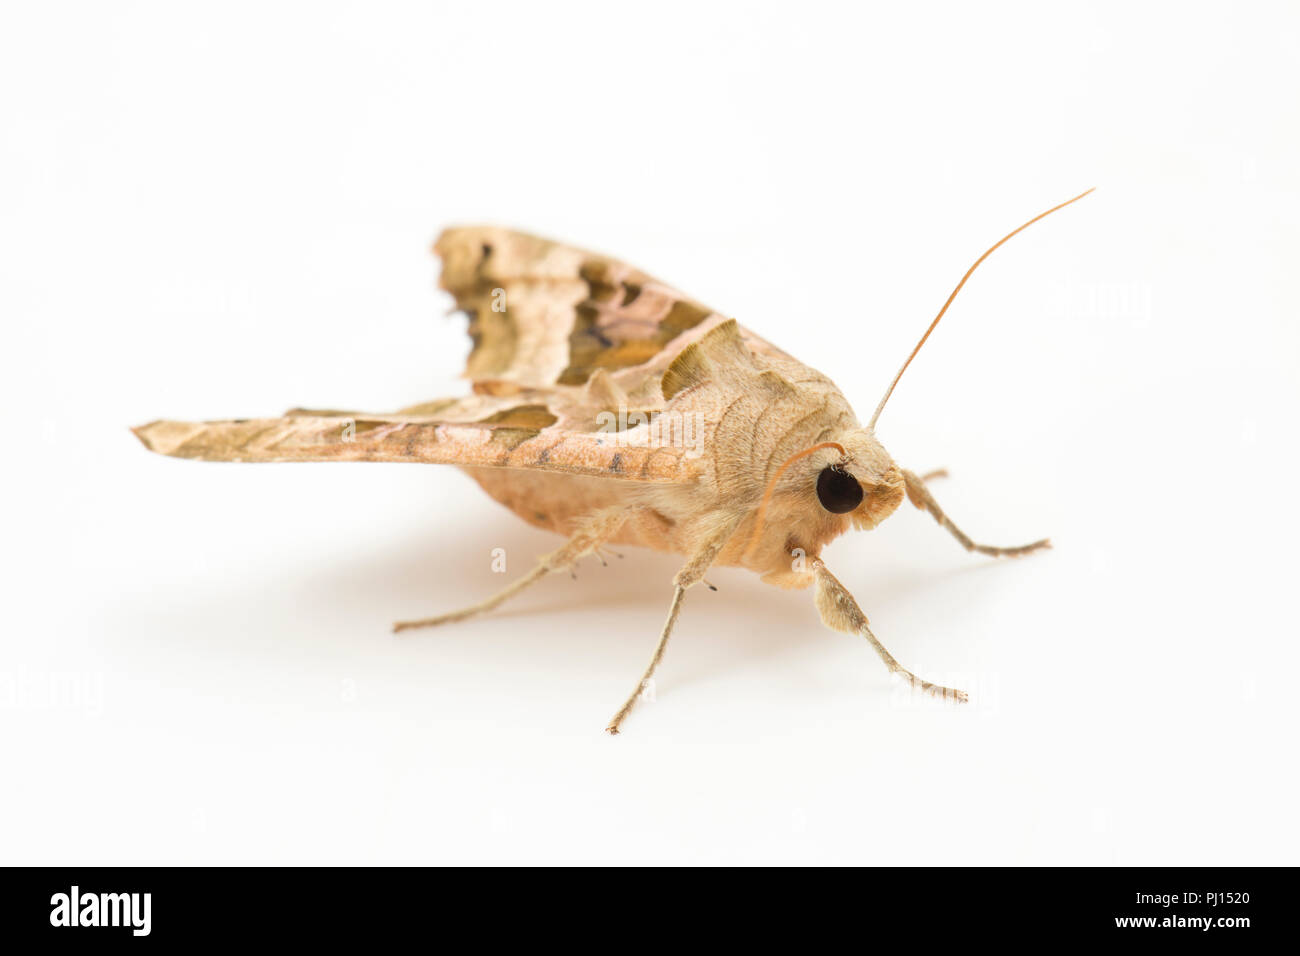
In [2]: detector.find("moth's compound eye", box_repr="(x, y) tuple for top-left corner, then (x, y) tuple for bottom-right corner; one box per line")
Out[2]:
(815, 466), (863, 514)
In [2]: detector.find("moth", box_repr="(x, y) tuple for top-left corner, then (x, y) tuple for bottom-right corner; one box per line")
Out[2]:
(134, 190), (1091, 733)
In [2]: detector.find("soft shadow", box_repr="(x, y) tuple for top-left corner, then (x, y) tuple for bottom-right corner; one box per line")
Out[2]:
(104, 503), (1042, 700)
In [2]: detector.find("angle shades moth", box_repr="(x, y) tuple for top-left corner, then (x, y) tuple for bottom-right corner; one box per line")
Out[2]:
(134, 190), (1092, 733)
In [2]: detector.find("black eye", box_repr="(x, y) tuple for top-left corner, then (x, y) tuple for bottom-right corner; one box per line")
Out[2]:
(816, 466), (863, 514)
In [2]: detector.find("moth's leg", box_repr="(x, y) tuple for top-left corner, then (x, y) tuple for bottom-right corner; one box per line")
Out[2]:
(918, 467), (948, 483)
(901, 468), (1050, 558)
(812, 560), (968, 702)
(392, 508), (631, 633)
(605, 516), (742, 735)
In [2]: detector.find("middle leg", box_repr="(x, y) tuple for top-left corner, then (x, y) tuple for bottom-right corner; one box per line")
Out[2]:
(604, 515), (744, 734)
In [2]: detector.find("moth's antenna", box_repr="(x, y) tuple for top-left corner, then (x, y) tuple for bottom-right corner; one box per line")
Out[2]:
(866, 188), (1095, 432)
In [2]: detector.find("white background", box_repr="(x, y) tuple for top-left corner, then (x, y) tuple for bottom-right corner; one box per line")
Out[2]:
(2, 1), (1297, 865)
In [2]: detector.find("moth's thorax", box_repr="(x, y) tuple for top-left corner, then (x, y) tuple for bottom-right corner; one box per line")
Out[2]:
(604, 332), (908, 583)
(665, 351), (859, 499)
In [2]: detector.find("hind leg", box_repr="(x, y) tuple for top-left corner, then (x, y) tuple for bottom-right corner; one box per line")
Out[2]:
(393, 508), (631, 633)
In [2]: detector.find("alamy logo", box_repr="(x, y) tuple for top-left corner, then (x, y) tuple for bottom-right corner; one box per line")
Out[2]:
(49, 885), (151, 936)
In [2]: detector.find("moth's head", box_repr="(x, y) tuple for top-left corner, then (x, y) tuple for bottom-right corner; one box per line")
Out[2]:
(823, 428), (905, 530)
(744, 429), (903, 583)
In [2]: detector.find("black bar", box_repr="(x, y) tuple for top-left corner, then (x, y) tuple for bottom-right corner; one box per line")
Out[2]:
(0, 866), (1284, 944)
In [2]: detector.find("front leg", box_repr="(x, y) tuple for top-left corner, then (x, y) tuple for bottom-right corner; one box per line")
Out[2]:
(902, 468), (1050, 558)
(813, 559), (967, 702)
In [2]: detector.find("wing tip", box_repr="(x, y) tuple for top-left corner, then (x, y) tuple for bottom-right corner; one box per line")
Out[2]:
(131, 419), (206, 459)
(131, 420), (162, 452)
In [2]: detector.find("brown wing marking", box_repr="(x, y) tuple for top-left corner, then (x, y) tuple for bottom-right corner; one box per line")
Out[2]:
(436, 227), (726, 388)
